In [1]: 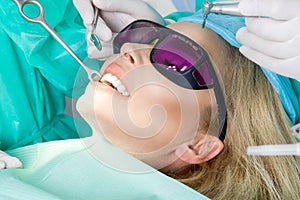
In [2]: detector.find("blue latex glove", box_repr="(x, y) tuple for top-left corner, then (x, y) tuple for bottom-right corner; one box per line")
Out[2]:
(236, 0), (300, 80)
(73, 0), (166, 60)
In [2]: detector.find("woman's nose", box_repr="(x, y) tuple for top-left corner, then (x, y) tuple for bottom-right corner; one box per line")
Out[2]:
(120, 43), (152, 67)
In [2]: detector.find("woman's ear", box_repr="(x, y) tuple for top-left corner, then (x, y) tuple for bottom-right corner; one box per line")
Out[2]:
(175, 133), (224, 164)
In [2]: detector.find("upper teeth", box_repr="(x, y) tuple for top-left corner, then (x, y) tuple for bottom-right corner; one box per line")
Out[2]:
(100, 73), (129, 96)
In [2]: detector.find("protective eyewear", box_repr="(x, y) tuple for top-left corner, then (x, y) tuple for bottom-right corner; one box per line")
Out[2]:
(113, 20), (227, 141)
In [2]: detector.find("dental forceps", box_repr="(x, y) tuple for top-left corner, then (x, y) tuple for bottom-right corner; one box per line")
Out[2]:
(202, 1), (242, 28)
(13, 0), (101, 81)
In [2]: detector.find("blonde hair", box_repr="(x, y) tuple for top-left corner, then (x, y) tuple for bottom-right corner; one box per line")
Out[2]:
(170, 45), (300, 199)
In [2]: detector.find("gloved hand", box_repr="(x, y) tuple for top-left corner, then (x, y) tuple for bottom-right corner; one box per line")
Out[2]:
(0, 150), (22, 170)
(73, 0), (166, 60)
(236, 0), (300, 80)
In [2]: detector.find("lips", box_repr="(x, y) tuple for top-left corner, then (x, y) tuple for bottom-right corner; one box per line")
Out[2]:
(99, 63), (129, 97)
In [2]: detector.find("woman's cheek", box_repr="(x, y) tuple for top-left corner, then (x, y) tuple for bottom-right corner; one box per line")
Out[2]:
(98, 84), (183, 153)
(127, 84), (180, 128)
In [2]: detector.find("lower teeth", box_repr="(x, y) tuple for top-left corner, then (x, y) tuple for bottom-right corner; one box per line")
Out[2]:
(101, 80), (113, 88)
(100, 80), (128, 96)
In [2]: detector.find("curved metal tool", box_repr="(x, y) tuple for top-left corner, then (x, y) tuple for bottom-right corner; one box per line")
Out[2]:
(13, 0), (101, 81)
(90, 6), (102, 51)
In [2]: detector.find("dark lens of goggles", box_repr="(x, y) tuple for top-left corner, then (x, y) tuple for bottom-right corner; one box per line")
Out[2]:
(114, 20), (214, 89)
(113, 21), (160, 53)
(151, 34), (214, 88)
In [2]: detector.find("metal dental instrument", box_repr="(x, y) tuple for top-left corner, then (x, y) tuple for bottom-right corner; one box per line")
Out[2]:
(90, 5), (102, 51)
(13, 0), (101, 81)
(202, 1), (242, 28)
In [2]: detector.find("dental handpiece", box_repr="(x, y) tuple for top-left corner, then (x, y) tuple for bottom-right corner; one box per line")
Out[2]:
(202, 1), (242, 28)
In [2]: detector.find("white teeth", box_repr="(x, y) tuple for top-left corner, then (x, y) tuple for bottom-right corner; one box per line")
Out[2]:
(112, 80), (121, 88)
(100, 73), (129, 97)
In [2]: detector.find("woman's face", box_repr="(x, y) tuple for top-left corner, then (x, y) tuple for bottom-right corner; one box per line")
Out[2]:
(77, 22), (229, 169)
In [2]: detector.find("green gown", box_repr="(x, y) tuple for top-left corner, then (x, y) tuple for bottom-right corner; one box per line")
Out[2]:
(0, 0), (97, 150)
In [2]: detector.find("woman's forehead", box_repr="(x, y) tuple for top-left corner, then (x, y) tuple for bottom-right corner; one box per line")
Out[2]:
(167, 22), (230, 72)
(167, 22), (218, 50)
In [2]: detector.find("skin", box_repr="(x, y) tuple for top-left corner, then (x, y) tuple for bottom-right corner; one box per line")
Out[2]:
(76, 22), (229, 171)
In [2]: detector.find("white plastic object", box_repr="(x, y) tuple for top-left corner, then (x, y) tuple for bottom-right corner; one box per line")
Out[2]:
(247, 143), (300, 156)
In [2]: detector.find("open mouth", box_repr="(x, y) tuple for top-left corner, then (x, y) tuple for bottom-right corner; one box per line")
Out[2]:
(99, 73), (129, 97)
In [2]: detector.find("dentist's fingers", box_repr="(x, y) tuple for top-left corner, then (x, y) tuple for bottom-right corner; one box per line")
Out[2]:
(0, 151), (23, 169)
(238, 0), (300, 20)
(239, 45), (300, 79)
(4, 157), (23, 169)
(87, 41), (114, 60)
(93, 17), (113, 42)
(92, 0), (165, 26)
(237, 27), (300, 59)
(74, 0), (165, 60)
(86, 30), (114, 59)
(73, 0), (95, 25)
(0, 161), (5, 169)
(243, 17), (300, 42)
(99, 12), (136, 33)
(92, 0), (153, 17)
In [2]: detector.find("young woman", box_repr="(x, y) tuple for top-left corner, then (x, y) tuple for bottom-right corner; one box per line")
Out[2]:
(76, 20), (300, 199)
